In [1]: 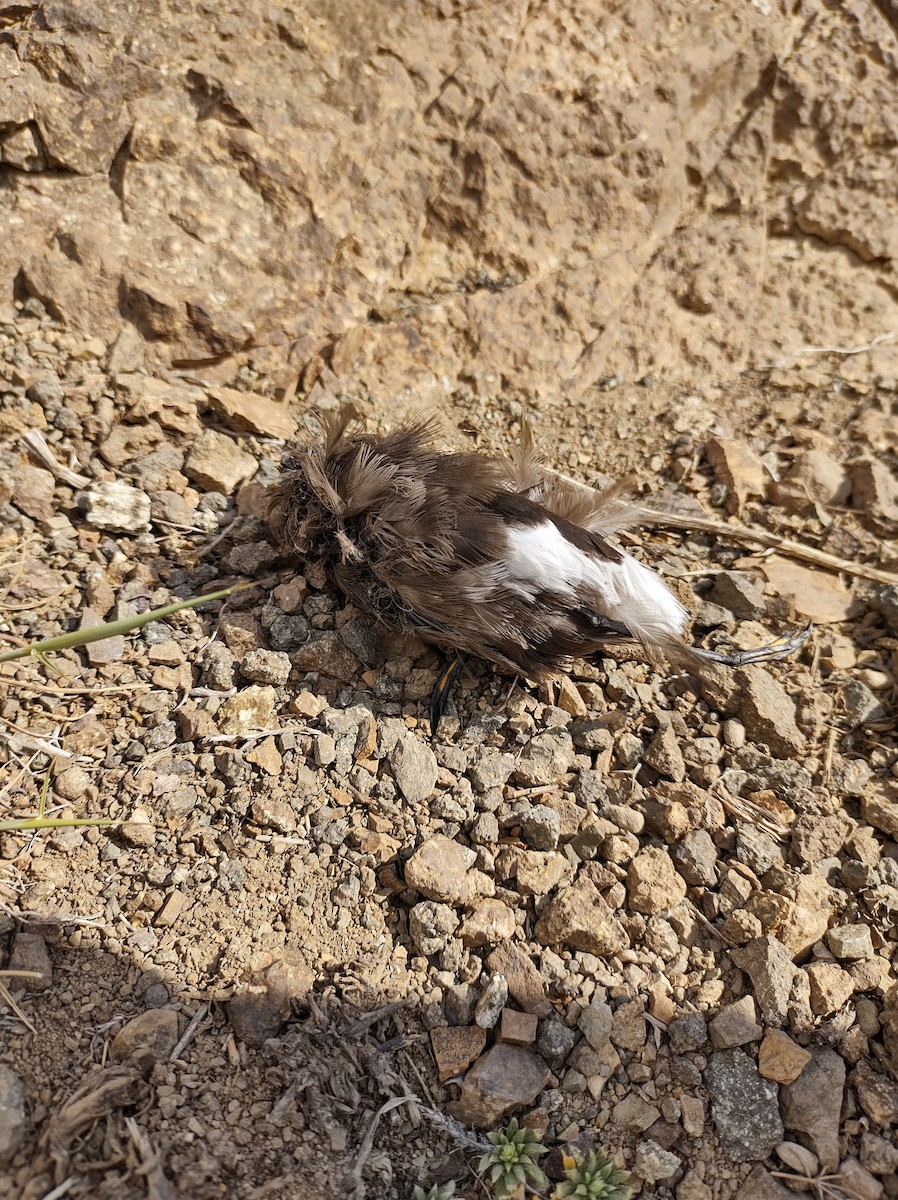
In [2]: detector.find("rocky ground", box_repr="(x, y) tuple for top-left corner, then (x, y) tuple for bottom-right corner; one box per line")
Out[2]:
(0, 297), (897, 1200)
(3, 1), (898, 1198)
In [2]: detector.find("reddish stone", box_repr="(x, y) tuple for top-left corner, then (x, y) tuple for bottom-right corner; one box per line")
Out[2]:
(449, 1044), (552, 1127)
(486, 943), (551, 1017)
(498, 1008), (538, 1047)
(430, 1025), (487, 1083)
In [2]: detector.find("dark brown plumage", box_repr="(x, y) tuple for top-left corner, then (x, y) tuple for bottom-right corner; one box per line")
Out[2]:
(267, 409), (809, 730)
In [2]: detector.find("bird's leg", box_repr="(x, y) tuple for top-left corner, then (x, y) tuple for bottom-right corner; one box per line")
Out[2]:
(692, 622), (812, 667)
(429, 655), (464, 737)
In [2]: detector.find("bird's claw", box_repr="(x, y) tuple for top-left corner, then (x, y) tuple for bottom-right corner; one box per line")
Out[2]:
(694, 622), (813, 667)
(429, 655), (464, 737)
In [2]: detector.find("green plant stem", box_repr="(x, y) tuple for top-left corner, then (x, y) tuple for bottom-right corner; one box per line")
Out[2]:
(0, 582), (250, 664)
(0, 817), (116, 832)
(0, 763), (118, 832)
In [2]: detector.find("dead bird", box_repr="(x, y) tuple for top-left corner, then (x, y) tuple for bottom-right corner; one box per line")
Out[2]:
(267, 409), (810, 733)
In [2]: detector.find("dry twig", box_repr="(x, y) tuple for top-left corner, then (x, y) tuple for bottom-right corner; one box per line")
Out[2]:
(342, 997), (415, 1038)
(39, 1179), (77, 1200)
(0, 974), (38, 1032)
(348, 1094), (422, 1194)
(42, 1066), (146, 1184)
(168, 1002), (210, 1062)
(126, 1117), (182, 1200)
(642, 506), (898, 586)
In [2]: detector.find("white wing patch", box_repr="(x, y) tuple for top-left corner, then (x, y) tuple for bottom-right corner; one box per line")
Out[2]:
(608, 548), (691, 643)
(499, 520), (689, 645)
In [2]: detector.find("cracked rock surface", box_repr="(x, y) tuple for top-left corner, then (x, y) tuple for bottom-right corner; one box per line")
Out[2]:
(2, 4), (898, 1198)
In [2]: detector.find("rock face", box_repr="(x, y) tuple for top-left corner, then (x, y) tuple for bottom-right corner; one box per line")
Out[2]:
(111, 1010), (181, 1076)
(405, 835), (494, 905)
(389, 733), (439, 805)
(227, 952), (314, 1048)
(4, 2), (898, 399)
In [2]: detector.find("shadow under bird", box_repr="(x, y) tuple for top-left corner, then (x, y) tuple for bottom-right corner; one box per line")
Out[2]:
(267, 410), (810, 733)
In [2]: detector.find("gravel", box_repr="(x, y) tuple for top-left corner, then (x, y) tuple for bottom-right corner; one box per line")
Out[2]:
(2, 296), (897, 1194)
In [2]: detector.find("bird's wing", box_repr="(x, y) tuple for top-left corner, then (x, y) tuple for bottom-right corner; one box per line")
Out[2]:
(500, 419), (651, 536)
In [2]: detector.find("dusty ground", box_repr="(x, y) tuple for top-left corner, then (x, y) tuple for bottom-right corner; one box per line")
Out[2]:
(2, 301), (898, 1200)
(2, 3), (898, 1200)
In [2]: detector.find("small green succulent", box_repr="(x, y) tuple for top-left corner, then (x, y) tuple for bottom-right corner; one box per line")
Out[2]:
(412, 1182), (457, 1200)
(552, 1148), (632, 1200)
(478, 1117), (549, 1198)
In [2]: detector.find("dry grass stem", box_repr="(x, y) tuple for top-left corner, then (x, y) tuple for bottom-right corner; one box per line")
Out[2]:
(20, 429), (92, 487)
(0, 582), (250, 666)
(796, 330), (896, 356)
(38, 1177), (77, 1200)
(643, 508), (898, 586)
(714, 790), (789, 841)
(168, 1003), (210, 1062)
(0, 976), (37, 1032)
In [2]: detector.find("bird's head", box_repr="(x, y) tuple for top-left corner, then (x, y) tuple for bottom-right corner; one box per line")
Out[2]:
(267, 444), (344, 561)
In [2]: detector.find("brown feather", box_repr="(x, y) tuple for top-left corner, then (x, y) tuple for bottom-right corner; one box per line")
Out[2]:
(268, 410), (810, 701)
(267, 409), (677, 678)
